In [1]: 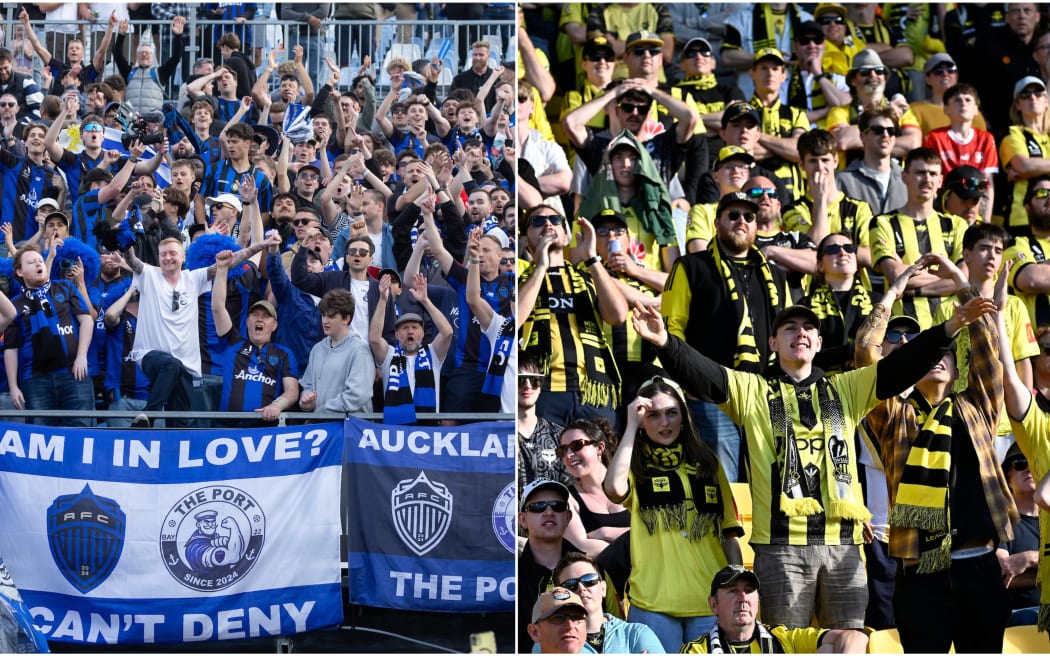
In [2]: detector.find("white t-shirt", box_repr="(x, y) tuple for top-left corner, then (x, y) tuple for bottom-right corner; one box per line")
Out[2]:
(349, 278), (370, 342)
(129, 265), (211, 377)
(369, 232), (384, 268)
(483, 314), (515, 413)
(379, 344), (445, 408)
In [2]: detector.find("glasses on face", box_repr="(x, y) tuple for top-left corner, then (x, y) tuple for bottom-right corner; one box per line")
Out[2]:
(211, 203), (232, 212)
(585, 52), (616, 62)
(298, 173), (319, 181)
(1006, 456), (1030, 471)
(929, 65), (958, 76)
(499, 257), (515, 266)
(1030, 188), (1050, 201)
(544, 612), (587, 626)
(819, 15), (845, 25)
(519, 374), (544, 388)
(524, 500), (569, 513)
(746, 187), (777, 199)
(954, 176), (990, 192)
(292, 218), (316, 227)
(558, 572), (602, 593)
(0, 102), (15, 108)
(885, 330), (918, 344)
(725, 210), (756, 223)
(683, 49), (712, 59)
(822, 243), (858, 256)
(345, 248), (371, 257)
(1020, 88), (1047, 100)
(618, 102), (648, 115)
(555, 438), (595, 459)
(630, 47), (662, 57)
(865, 125), (899, 137)
(83, 123), (102, 133)
(171, 290), (181, 313)
(529, 213), (565, 228)
(595, 226), (627, 237)
(797, 35), (824, 46)
(857, 66), (888, 77)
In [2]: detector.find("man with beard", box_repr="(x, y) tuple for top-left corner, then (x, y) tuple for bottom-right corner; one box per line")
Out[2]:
(1006, 176), (1050, 330)
(370, 272), (452, 424)
(827, 50), (922, 162)
(870, 148), (968, 329)
(662, 191), (790, 482)
(0, 47), (41, 121)
(748, 175), (817, 302)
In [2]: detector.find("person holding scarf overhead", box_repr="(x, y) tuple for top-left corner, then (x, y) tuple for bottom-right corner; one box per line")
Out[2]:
(370, 270), (452, 425)
(634, 284), (996, 635)
(605, 375), (742, 652)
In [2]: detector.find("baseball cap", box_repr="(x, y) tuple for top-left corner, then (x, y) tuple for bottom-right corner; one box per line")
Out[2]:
(850, 49), (885, 72)
(710, 564), (761, 596)
(796, 21), (824, 39)
(394, 312), (424, 328)
(1002, 442), (1027, 469)
(582, 36), (615, 60)
(142, 108), (165, 124)
(813, 3), (848, 19)
(682, 37), (714, 56)
(753, 48), (786, 66)
(943, 165), (987, 200)
(298, 163), (322, 177)
(721, 102), (761, 129)
(886, 314), (921, 334)
(923, 53), (957, 75)
(44, 211), (69, 226)
(378, 267), (402, 286)
(625, 30), (663, 51)
(205, 193), (243, 213)
(1014, 76), (1047, 99)
(715, 145), (756, 170)
(248, 300), (277, 318)
(520, 478), (570, 510)
(36, 198), (61, 212)
(592, 208), (628, 229)
(531, 588), (586, 624)
(772, 305), (821, 334)
(716, 190), (760, 215)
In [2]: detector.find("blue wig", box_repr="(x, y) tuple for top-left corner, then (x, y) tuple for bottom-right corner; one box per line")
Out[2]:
(185, 234), (242, 277)
(0, 257), (19, 295)
(47, 237), (101, 286)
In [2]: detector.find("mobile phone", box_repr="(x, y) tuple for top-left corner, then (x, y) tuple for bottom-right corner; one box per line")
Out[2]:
(504, 139), (514, 149)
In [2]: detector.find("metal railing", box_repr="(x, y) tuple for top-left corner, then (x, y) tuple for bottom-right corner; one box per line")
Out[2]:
(1, 10), (514, 98)
(0, 409), (513, 427)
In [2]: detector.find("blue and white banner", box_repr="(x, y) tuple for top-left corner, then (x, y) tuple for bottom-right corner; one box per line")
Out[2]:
(0, 422), (344, 644)
(344, 418), (515, 613)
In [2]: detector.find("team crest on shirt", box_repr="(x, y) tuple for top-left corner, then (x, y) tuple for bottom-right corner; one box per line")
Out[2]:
(268, 354), (280, 367)
(391, 471), (453, 557)
(47, 484), (126, 594)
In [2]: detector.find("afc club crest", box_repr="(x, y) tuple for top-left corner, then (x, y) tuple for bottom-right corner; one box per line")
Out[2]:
(160, 485), (265, 592)
(491, 482), (516, 553)
(47, 484), (126, 594)
(391, 472), (452, 556)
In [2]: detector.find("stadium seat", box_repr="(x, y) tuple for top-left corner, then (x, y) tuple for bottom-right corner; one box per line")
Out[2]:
(866, 629), (903, 654)
(1003, 624), (1048, 653)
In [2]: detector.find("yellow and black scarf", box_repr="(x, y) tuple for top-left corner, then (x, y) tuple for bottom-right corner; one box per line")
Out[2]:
(709, 241), (781, 369)
(890, 393), (955, 573)
(769, 377), (871, 520)
(636, 443), (723, 541)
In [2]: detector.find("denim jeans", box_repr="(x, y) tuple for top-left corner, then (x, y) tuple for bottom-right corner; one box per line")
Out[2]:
(627, 606), (715, 653)
(22, 371), (95, 427)
(108, 396), (165, 428)
(285, 28), (324, 91)
(687, 399), (744, 482)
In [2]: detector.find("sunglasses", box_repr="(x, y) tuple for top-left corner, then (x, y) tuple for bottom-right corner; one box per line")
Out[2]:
(211, 203), (233, 212)
(797, 35), (824, 45)
(596, 225), (627, 237)
(630, 47), (662, 57)
(524, 500), (569, 513)
(555, 438), (595, 459)
(0, 102), (15, 108)
(865, 125), (899, 137)
(585, 52), (615, 62)
(929, 65), (957, 76)
(519, 374), (544, 388)
(529, 213), (565, 228)
(345, 248), (371, 256)
(298, 173), (319, 181)
(885, 330), (918, 344)
(819, 15), (846, 25)
(83, 123), (103, 133)
(683, 49), (712, 59)
(171, 290), (181, 313)
(544, 612), (587, 625)
(1020, 88), (1047, 100)
(618, 102), (648, 115)
(725, 210), (756, 223)
(558, 572), (602, 593)
(1006, 456), (1030, 471)
(500, 257), (515, 266)
(822, 243), (858, 256)
(954, 177), (989, 192)
(1030, 188), (1050, 201)
(292, 218), (316, 226)
(857, 67), (888, 78)
(746, 187), (777, 199)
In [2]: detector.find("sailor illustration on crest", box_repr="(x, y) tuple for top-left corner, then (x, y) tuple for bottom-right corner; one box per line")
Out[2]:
(184, 509), (245, 574)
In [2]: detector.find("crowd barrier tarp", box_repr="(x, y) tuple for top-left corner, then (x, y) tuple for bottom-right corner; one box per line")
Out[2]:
(0, 421), (344, 644)
(344, 417), (515, 613)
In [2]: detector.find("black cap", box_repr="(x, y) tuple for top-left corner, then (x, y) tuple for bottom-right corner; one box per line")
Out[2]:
(44, 211), (69, 226)
(710, 565), (761, 596)
(1003, 441), (1026, 468)
(943, 165), (986, 200)
(582, 36), (616, 59)
(796, 20), (823, 39)
(716, 191), (759, 215)
(721, 102), (761, 129)
(886, 314), (920, 334)
(592, 208), (628, 229)
(142, 109), (165, 124)
(772, 305), (821, 334)
(378, 267), (402, 286)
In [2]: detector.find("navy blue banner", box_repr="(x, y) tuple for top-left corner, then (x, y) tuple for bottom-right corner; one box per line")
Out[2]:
(344, 418), (515, 612)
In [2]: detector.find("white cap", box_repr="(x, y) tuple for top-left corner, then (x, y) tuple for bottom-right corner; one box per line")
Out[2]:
(205, 193), (243, 213)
